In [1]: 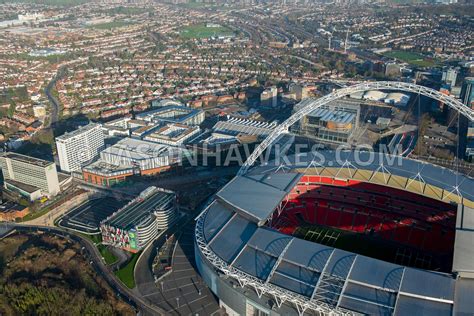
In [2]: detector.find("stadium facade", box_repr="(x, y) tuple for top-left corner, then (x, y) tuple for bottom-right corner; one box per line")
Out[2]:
(195, 152), (474, 315)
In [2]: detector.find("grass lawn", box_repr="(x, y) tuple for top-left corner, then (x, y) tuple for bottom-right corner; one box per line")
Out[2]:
(88, 21), (135, 30)
(97, 244), (118, 265)
(114, 252), (140, 289)
(180, 23), (234, 39)
(383, 50), (438, 68)
(78, 233), (102, 244)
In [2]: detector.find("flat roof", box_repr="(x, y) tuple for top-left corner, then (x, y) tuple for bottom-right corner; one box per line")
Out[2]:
(103, 189), (174, 231)
(5, 179), (41, 193)
(2, 152), (54, 168)
(83, 159), (134, 177)
(101, 138), (185, 160)
(307, 108), (356, 124)
(55, 123), (101, 141)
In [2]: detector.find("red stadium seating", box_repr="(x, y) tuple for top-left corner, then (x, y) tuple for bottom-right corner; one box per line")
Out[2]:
(271, 176), (457, 254)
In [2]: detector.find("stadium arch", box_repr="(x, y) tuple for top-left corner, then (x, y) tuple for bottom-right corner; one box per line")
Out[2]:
(238, 81), (474, 176)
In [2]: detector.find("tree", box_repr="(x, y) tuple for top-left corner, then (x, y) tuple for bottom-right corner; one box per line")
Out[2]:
(7, 101), (15, 118)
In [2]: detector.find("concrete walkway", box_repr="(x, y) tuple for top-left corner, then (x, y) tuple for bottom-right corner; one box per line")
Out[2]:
(136, 224), (223, 316)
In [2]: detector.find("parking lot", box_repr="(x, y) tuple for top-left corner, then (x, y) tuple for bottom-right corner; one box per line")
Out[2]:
(58, 197), (128, 234)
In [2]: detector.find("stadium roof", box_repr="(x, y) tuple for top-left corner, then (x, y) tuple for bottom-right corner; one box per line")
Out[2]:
(200, 200), (461, 315)
(247, 151), (474, 203)
(197, 153), (474, 315)
(216, 172), (302, 225)
(453, 205), (474, 276)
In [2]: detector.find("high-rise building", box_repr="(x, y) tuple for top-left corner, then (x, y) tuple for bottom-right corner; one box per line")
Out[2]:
(289, 83), (310, 101)
(460, 78), (474, 159)
(260, 86), (278, 107)
(56, 123), (105, 172)
(442, 67), (458, 87)
(460, 77), (474, 109)
(0, 152), (60, 200)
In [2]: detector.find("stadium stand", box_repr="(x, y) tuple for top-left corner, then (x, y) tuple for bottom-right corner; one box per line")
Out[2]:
(272, 176), (456, 254)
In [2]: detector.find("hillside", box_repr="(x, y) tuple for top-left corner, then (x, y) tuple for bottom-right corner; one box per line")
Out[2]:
(0, 232), (135, 316)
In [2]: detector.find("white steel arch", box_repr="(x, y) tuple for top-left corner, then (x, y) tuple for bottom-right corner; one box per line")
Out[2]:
(239, 81), (474, 176)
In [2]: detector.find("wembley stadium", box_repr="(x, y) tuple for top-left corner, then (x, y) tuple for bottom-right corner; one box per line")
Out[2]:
(194, 82), (474, 316)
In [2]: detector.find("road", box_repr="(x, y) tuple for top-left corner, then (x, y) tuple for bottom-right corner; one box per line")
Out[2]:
(44, 66), (66, 128)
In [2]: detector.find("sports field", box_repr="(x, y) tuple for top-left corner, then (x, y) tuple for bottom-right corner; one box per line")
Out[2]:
(383, 50), (438, 68)
(179, 24), (234, 39)
(293, 225), (446, 271)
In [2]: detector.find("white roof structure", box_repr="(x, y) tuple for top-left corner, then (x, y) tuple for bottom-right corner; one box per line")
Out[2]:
(385, 92), (410, 107)
(363, 90), (388, 101)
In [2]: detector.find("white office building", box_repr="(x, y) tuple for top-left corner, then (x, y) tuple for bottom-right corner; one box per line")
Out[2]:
(0, 153), (60, 200)
(56, 123), (105, 172)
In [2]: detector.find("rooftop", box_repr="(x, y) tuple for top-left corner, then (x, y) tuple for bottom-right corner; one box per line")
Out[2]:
(307, 108), (356, 124)
(101, 138), (185, 160)
(55, 123), (101, 141)
(83, 159), (134, 177)
(1, 152), (54, 168)
(146, 124), (199, 141)
(5, 179), (41, 194)
(102, 188), (175, 231)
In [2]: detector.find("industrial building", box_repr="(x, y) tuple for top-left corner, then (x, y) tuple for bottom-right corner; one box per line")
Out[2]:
(143, 123), (200, 147)
(135, 105), (205, 126)
(195, 152), (474, 316)
(100, 187), (177, 252)
(56, 123), (105, 172)
(0, 152), (62, 201)
(292, 99), (360, 144)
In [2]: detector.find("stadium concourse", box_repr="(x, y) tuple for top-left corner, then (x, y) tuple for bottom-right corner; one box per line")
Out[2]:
(194, 152), (474, 316)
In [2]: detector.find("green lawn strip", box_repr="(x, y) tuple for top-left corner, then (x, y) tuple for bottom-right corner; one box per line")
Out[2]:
(76, 232), (102, 244)
(179, 23), (234, 39)
(97, 244), (118, 265)
(383, 50), (438, 67)
(114, 252), (140, 289)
